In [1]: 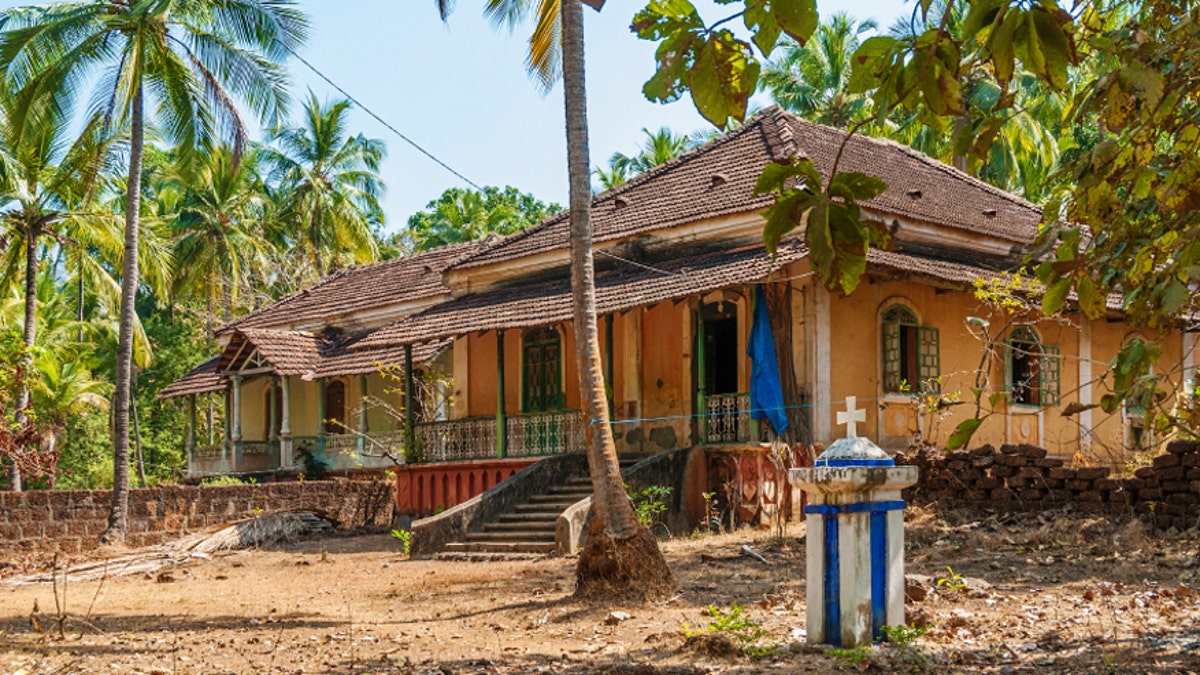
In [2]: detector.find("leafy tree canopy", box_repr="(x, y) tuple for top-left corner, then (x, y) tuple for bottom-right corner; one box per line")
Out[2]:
(404, 185), (562, 252)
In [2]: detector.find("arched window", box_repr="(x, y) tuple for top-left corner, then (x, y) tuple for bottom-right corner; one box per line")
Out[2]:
(522, 327), (563, 413)
(1006, 326), (1060, 406)
(881, 303), (939, 393)
(325, 380), (347, 434)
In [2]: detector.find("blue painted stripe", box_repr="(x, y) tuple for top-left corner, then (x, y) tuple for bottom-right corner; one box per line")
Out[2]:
(824, 515), (841, 647)
(870, 511), (887, 642)
(804, 500), (906, 516)
(816, 458), (896, 467)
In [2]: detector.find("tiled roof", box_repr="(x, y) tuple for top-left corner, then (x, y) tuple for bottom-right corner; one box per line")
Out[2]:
(454, 107), (1041, 271)
(354, 241), (808, 349)
(783, 115), (1041, 244)
(159, 334), (451, 399)
(217, 239), (493, 334)
(156, 357), (224, 400)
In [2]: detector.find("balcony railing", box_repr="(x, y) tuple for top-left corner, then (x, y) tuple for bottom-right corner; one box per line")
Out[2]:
(416, 417), (498, 462)
(507, 410), (585, 457)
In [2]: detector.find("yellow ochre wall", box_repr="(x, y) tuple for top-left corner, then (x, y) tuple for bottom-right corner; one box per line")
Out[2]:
(811, 274), (1196, 459)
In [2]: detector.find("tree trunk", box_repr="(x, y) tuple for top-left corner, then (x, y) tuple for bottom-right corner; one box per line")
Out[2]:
(10, 223), (39, 492)
(561, 0), (672, 602)
(310, 205), (322, 279)
(103, 85), (143, 544)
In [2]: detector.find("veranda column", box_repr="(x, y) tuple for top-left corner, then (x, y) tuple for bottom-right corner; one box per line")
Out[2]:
(268, 376), (279, 469)
(404, 346), (416, 456)
(316, 378), (327, 455)
(496, 330), (508, 458)
(696, 300), (707, 444)
(604, 314), (614, 419)
(279, 376), (293, 469)
(358, 374), (369, 454)
(222, 385), (232, 473)
(187, 393), (197, 475)
(231, 374), (243, 472)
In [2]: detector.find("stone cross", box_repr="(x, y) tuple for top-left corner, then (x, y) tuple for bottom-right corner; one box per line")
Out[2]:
(836, 395), (866, 438)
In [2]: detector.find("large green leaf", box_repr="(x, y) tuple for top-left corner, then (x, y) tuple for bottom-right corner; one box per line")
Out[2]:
(1076, 273), (1106, 319)
(1042, 276), (1071, 316)
(771, 0), (818, 45)
(687, 31), (759, 128)
(828, 171), (887, 201)
(947, 417), (984, 450)
(742, 0), (781, 54)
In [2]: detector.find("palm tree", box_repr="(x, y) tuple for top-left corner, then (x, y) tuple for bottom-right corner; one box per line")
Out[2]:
(0, 79), (119, 490)
(0, 0), (305, 539)
(265, 92), (385, 279)
(596, 126), (697, 189)
(440, 0), (672, 599)
(762, 12), (877, 128)
(168, 145), (270, 331)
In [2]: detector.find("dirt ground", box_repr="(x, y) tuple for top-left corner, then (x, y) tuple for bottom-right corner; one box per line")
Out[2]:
(2, 506), (1199, 674)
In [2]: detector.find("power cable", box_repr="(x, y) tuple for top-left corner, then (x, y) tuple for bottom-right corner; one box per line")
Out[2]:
(279, 41), (485, 192)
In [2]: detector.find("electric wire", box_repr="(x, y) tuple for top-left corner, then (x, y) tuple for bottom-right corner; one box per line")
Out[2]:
(278, 41), (485, 192)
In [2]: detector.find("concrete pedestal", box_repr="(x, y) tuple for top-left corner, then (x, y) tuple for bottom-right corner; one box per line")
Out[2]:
(789, 411), (918, 647)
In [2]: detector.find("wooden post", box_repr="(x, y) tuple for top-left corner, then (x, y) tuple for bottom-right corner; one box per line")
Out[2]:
(604, 313), (614, 420)
(747, 287), (759, 442)
(696, 304), (707, 445)
(404, 345), (416, 456)
(187, 393), (197, 474)
(279, 376), (293, 468)
(358, 373), (369, 454)
(231, 374), (243, 471)
(317, 378), (327, 455)
(223, 385), (232, 473)
(496, 330), (508, 458)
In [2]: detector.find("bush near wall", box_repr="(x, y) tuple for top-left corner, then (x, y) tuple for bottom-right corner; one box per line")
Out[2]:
(0, 479), (395, 556)
(897, 441), (1200, 531)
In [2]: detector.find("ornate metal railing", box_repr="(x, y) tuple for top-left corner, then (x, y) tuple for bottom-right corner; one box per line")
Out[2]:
(415, 417), (498, 462)
(323, 434), (358, 453)
(365, 429), (407, 464)
(703, 392), (752, 444)
(507, 410), (585, 457)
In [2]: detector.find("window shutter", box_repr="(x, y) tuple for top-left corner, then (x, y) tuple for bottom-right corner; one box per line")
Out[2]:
(1040, 344), (1061, 406)
(918, 326), (940, 393)
(883, 320), (901, 392)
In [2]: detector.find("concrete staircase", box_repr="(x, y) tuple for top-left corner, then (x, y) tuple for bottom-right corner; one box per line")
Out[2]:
(441, 476), (592, 555)
(440, 456), (644, 558)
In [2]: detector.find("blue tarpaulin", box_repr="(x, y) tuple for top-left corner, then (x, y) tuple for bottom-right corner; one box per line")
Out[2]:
(747, 286), (789, 435)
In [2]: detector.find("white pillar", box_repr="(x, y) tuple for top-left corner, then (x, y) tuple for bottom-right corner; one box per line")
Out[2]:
(1079, 321), (1093, 455)
(279, 376), (293, 469)
(230, 374), (243, 472)
(812, 283), (832, 443)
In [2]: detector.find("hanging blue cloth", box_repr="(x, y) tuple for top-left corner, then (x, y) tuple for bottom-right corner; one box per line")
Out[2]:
(748, 285), (789, 435)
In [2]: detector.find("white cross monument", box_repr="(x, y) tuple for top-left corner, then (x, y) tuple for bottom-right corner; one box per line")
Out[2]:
(836, 396), (866, 439)
(788, 395), (919, 646)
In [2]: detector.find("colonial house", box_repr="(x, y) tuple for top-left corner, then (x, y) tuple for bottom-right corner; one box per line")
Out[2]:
(160, 106), (1198, 516)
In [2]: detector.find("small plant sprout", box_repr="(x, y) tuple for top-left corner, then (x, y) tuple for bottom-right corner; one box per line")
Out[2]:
(680, 603), (780, 657)
(390, 529), (411, 555)
(936, 566), (968, 592)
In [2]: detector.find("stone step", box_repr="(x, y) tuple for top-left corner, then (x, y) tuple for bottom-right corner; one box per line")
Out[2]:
(527, 494), (586, 505)
(442, 541), (557, 555)
(545, 486), (593, 497)
(464, 530), (556, 543)
(482, 521), (557, 533)
(512, 504), (573, 516)
(437, 551), (551, 562)
(497, 512), (560, 523)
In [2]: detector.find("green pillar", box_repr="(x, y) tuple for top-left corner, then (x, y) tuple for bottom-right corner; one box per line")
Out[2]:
(604, 313), (614, 420)
(317, 378), (327, 454)
(747, 288), (759, 442)
(404, 345), (416, 456)
(496, 330), (508, 458)
(696, 305), (707, 445)
(358, 374), (369, 454)
(187, 393), (197, 457)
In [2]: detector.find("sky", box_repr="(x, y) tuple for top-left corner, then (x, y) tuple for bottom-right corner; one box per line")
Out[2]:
(1, 0), (914, 234)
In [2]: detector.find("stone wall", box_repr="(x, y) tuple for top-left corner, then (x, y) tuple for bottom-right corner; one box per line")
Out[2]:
(897, 440), (1200, 531)
(0, 479), (395, 556)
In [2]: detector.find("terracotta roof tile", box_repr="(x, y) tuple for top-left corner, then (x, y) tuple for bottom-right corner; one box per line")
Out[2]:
(355, 241), (807, 349)
(218, 239), (492, 333)
(454, 107), (1041, 271)
(156, 357), (224, 400)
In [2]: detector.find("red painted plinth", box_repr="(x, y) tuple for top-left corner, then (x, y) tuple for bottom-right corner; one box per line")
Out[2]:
(394, 459), (536, 516)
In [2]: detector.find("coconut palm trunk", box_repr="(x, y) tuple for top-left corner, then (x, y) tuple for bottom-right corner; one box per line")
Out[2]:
(103, 84), (143, 543)
(11, 222), (39, 491)
(559, 0), (672, 601)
